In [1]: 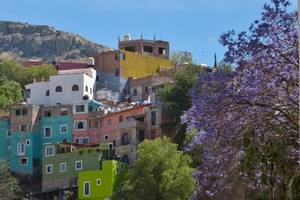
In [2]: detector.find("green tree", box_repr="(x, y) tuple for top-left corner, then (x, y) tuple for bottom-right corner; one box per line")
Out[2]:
(114, 137), (195, 200)
(0, 161), (22, 200)
(0, 60), (57, 87)
(0, 81), (23, 111)
(159, 64), (204, 149)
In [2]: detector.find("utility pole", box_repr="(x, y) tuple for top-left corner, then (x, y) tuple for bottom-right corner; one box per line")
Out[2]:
(180, 51), (191, 62)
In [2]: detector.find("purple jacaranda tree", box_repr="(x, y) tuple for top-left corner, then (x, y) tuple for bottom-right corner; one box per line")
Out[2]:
(181, 0), (299, 199)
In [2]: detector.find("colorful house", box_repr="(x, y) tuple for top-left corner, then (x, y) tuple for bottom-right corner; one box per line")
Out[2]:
(0, 116), (11, 161)
(40, 142), (115, 199)
(78, 160), (128, 200)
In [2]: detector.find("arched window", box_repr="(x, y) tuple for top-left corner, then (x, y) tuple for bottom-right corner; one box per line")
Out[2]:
(72, 84), (79, 91)
(122, 154), (129, 164)
(85, 85), (88, 92)
(145, 87), (149, 94)
(119, 115), (123, 122)
(55, 86), (62, 92)
(122, 133), (130, 145)
(133, 89), (137, 96)
(46, 90), (50, 96)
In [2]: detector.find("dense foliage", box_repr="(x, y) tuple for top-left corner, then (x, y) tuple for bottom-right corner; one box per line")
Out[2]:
(0, 161), (21, 199)
(113, 137), (195, 200)
(160, 64), (205, 149)
(181, 0), (299, 199)
(0, 60), (57, 110)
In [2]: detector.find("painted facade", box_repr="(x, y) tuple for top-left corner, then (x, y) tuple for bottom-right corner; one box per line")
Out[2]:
(26, 67), (97, 106)
(42, 143), (114, 193)
(0, 117), (11, 161)
(78, 160), (128, 200)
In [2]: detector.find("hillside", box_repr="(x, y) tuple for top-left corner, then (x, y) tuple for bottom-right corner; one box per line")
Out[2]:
(0, 20), (112, 62)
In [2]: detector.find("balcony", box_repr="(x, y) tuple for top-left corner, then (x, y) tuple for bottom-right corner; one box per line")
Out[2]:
(116, 121), (146, 130)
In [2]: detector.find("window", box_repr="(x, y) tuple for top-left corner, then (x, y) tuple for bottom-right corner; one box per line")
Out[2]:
(122, 154), (129, 164)
(72, 84), (79, 91)
(159, 47), (166, 55)
(119, 115), (123, 122)
(82, 137), (89, 144)
(44, 127), (52, 138)
(26, 139), (30, 146)
(143, 45), (153, 53)
(97, 179), (101, 185)
(85, 86), (88, 92)
(6, 130), (11, 138)
(55, 86), (62, 92)
(122, 133), (130, 145)
(104, 135), (109, 141)
(133, 89), (137, 96)
(75, 161), (82, 170)
(84, 182), (90, 196)
(46, 164), (53, 174)
(107, 119), (112, 125)
(121, 163), (124, 170)
(121, 182), (124, 188)
(21, 124), (29, 132)
(75, 121), (86, 130)
(116, 188), (120, 193)
(45, 146), (54, 156)
(75, 105), (85, 113)
(60, 163), (67, 172)
(123, 88), (128, 95)
(20, 157), (28, 165)
(17, 143), (25, 155)
(145, 87), (149, 93)
(44, 110), (51, 117)
(74, 138), (80, 143)
(115, 68), (120, 76)
(115, 52), (126, 60)
(46, 90), (50, 96)
(60, 125), (68, 133)
(116, 166), (120, 174)
(16, 109), (27, 116)
(96, 75), (100, 81)
(151, 111), (156, 125)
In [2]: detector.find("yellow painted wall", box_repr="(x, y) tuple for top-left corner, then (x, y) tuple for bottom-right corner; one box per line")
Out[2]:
(120, 50), (173, 78)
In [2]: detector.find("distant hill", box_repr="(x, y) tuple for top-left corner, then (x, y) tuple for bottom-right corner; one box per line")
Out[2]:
(0, 20), (112, 62)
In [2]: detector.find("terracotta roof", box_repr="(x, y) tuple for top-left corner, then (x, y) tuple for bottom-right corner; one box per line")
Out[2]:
(56, 62), (87, 70)
(21, 61), (44, 67)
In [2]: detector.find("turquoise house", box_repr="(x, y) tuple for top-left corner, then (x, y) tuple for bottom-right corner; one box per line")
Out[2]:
(78, 160), (128, 200)
(0, 117), (11, 161)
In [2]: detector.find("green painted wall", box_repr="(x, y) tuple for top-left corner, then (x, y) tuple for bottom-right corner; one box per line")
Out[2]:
(78, 160), (128, 200)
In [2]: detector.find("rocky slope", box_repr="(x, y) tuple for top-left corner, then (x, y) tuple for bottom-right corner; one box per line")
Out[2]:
(0, 20), (112, 62)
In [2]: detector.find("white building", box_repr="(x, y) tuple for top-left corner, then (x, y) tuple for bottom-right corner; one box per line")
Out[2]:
(25, 67), (97, 106)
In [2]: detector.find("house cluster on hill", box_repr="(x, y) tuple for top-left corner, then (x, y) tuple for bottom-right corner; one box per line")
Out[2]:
(0, 34), (210, 199)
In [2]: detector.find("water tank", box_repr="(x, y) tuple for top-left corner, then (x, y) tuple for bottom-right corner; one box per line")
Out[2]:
(124, 33), (131, 41)
(87, 57), (95, 66)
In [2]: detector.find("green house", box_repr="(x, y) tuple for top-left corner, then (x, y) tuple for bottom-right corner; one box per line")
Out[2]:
(78, 160), (128, 200)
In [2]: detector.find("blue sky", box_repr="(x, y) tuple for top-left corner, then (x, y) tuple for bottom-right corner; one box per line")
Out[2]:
(0, 0), (297, 65)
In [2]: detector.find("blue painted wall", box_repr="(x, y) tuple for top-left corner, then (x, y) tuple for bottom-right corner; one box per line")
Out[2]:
(0, 119), (11, 161)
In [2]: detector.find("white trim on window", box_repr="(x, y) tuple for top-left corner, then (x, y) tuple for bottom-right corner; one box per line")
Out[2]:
(75, 160), (83, 170)
(84, 181), (90, 196)
(26, 139), (30, 146)
(45, 145), (54, 157)
(46, 164), (53, 174)
(60, 162), (67, 172)
(17, 143), (25, 156)
(60, 125), (68, 134)
(74, 120), (86, 130)
(20, 157), (28, 165)
(44, 126), (52, 138)
(97, 179), (101, 185)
